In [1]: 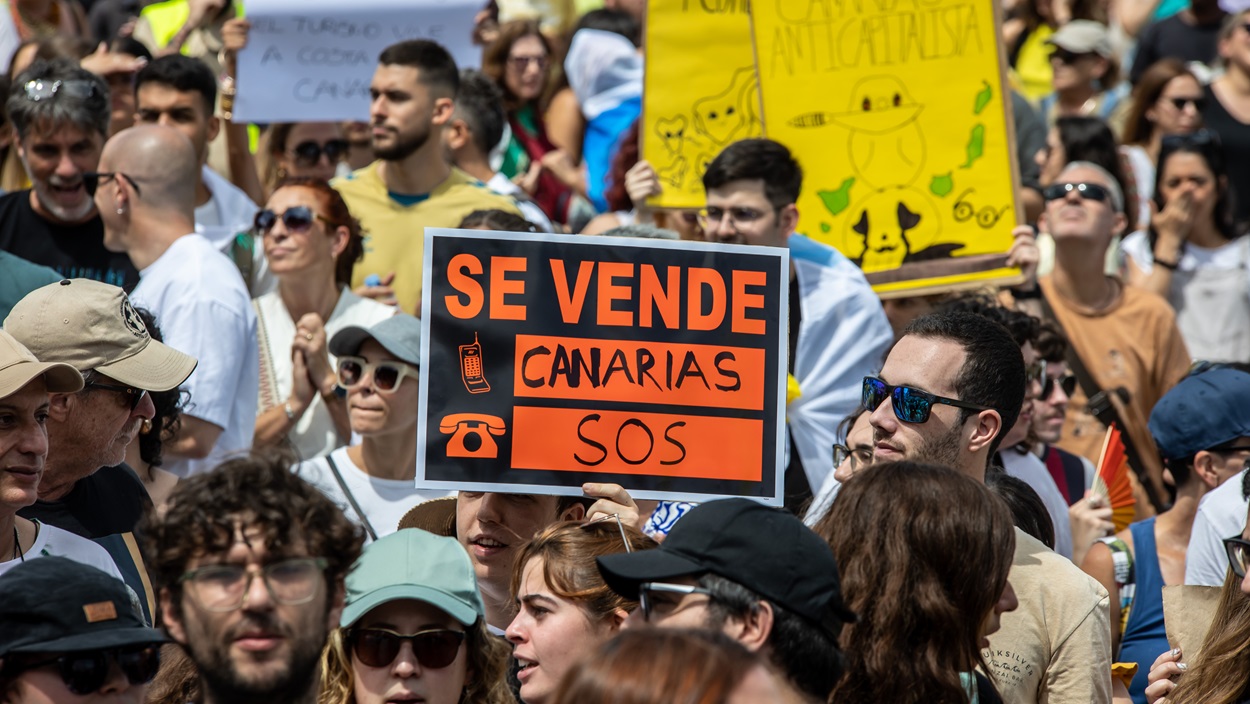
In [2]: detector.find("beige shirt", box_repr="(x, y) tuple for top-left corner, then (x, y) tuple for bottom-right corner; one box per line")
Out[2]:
(983, 528), (1112, 704)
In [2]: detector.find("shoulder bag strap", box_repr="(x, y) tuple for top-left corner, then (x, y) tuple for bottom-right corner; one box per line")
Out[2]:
(1038, 292), (1104, 400)
(325, 455), (378, 541)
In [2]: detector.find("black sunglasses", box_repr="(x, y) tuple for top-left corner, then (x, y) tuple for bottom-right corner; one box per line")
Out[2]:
(17, 644), (161, 695)
(254, 206), (337, 235)
(83, 172), (140, 198)
(86, 381), (148, 411)
(348, 628), (466, 669)
(1042, 182), (1110, 204)
(1042, 373), (1078, 399)
(862, 376), (993, 424)
(292, 139), (349, 167)
(1225, 537), (1250, 579)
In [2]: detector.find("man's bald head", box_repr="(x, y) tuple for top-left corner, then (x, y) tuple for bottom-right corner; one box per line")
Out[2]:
(100, 125), (198, 211)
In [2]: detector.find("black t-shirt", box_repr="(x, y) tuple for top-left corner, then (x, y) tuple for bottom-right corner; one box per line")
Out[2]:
(1130, 14), (1223, 84)
(1202, 84), (1250, 223)
(0, 190), (139, 291)
(784, 275), (811, 514)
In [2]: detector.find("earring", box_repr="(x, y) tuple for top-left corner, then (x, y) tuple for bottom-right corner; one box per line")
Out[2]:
(140, 419), (153, 434)
(116, 207), (125, 215)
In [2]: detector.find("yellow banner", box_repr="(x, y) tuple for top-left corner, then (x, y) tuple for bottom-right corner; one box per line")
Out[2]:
(642, 0), (762, 210)
(751, 0), (1022, 296)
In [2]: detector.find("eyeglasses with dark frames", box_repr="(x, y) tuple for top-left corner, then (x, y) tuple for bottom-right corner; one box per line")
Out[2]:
(347, 628), (466, 669)
(833, 443), (873, 473)
(85, 381), (148, 411)
(1224, 537), (1250, 578)
(15, 644), (161, 695)
(638, 581), (716, 622)
(83, 172), (140, 198)
(862, 376), (994, 425)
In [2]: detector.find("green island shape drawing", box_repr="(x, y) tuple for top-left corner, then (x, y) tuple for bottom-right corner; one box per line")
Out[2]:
(930, 172), (954, 197)
(818, 177), (856, 216)
(960, 124), (985, 169)
(974, 81), (992, 115)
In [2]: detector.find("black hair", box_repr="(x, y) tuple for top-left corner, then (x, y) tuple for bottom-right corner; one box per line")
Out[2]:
(1150, 131), (1240, 244)
(133, 307), (183, 469)
(7, 58), (110, 139)
(703, 138), (802, 209)
(458, 208), (539, 233)
(1036, 322), (1068, 364)
(903, 311), (1027, 456)
(1055, 115), (1136, 229)
(378, 40), (459, 98)
(698, 573), (843, 701)
(110, 36), (152, 61)
(938, 293), (1040, 349)
(454, 69), (506, 156)
(985, 466), (1056, 549)
(574, 9), (642, 47)
(134, 55), (216, 115)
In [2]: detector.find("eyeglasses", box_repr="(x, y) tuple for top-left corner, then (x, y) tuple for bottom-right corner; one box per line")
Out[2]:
(1224, 537), (1250, 578)
(697, 206), (771, 228)
(254, 206), (338, 236)
(348, 628), (466, 669)
(1042, 373), (1078, 399)
(581, 513), (633, 553)
(85, 381), (148, 411)
(1042, 182), (1110, 204)
(23, 78), (98, 102)
(833, 443), (873, 472)
(1165, 96), (1206, 112)
(1210, 442), (1250, 454)
(1026, 361), (1048, 391)
(507, 55), (547, 71)
(1049, 48), (1095, 64)
(291, 139), (349, 168)
(83, 172), (140, 198)
(337, 356), (419, 393)
(17, 644), (161, 695)
(638, 582), (717, 622)
(179, 557), (328, 612)
(862, 376), (993, 424)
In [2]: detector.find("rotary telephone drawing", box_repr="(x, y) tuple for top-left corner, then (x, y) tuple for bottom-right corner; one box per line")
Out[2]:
(440, 413), (506, 458)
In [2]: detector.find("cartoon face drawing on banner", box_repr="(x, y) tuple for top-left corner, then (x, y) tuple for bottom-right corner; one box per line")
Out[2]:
(692, 67), (760, 148)
(846, 187), (964, 272)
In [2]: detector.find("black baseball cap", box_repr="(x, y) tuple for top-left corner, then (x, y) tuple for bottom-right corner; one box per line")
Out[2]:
(0, 557), (168, 656)
(597, 498), (856, 633)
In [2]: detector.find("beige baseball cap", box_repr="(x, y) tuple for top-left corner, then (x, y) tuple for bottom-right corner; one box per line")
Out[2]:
(4, 279), (197, 392)
(0, 329), (83, 399)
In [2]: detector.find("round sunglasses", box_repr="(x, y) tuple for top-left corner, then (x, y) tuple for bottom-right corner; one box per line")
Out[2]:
(16, 644), (161, 695)
(291, 139), (349, 168)
(337, 356), (419, 393)
(348, 628), (466, 669)
(862, 376), (993, 424)
(253, 206), (337, 235)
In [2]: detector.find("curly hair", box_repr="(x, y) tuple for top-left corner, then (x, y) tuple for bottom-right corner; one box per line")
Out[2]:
(317, 618), (515, 704)
(270, 177), (365, 286)
(510, 520), (656, 625)
(143, 453), (365, 613)
(131, 306), (183, 469)
(815, 461), (1016, 704)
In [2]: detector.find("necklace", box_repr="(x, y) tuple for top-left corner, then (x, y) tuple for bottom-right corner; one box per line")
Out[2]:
(12, 524), (24, 562)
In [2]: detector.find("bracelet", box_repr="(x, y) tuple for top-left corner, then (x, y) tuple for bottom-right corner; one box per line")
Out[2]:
(1154, 257), (1179, 271)
(283, 400), (297, 421)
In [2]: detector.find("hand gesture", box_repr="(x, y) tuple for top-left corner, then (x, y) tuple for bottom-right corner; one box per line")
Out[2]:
(1144, 647), (1185, 704)
(1151, 191), (1195, 251)
(292, 313), (335, 395)
(1006, 224), (1040, 290)
(582, 482), (646, 532)
(1070, 491), (1115, 553)
(290, 345), (316, 408)
(79, 42), (147, 79)
(624, 160), (661, 215)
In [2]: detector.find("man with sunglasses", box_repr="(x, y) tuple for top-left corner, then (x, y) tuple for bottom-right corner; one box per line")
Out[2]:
(145, 455), (365, 704)
(0, 557), (168, 703)
(1035, 162), (1190, 480)
(1030, 325), (1094, 506)
(597, 498), (854, 703)
(699, 138), (891, 511)
(0, 59), (140, 292)
(95, 124), (258, 477)
(865, 310), (1112, 704)
(134, 55), (269, 296)
(6, 279), (197, 624)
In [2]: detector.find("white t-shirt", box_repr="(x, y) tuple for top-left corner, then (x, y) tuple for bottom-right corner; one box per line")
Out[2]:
(131, 234), (260, 477)
(254, 290), (395, 461)
(1000, 448), (1075, 560)
(0, 521), (123, 579)
(195, 165), (274, 297)
(1121, 230), (1248, 275)
(294, 447), (452, 541)
(1185, 468), (1248, 586)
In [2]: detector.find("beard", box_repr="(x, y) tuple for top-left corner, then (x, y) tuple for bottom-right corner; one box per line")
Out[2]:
(372, 123), (430, 162)
(32, 179), (95, 223)
(190, 614), (328, 704)
(913, 424), (964, 469)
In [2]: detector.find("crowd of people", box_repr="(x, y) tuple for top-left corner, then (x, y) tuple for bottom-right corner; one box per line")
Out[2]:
(0, 0), (1249, 702)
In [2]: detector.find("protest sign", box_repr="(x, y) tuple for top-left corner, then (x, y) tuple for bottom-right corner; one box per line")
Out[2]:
(641, 0), (761, 210)
(751, 0), (1023, 297)
(417, 229), (789, 505)
(233, 0), (479, 123)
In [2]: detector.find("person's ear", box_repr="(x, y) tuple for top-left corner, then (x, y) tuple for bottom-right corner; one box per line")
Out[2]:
(559, 502), (586, 522)
(606, 608), (628, 632)
(1111, 210), (1128, 237)
(446, 119), (470, 151)
(967, 409), (1003, 455)
(159, 588), (188, 645)
(329, 225), (350, 258)
(432, 97), (455, 127)
(48, 392), (74, 422)
(777, 203), (799, 238)
(1192, 451), (1221, 490)
(205, 114), (221, 145)
(733, 601), (773, 653)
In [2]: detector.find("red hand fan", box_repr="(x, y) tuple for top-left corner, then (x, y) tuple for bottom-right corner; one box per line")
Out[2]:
(1092, 424), (1136, 532)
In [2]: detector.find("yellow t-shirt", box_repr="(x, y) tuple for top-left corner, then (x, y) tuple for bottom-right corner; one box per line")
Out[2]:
(333, 164), (522, 315)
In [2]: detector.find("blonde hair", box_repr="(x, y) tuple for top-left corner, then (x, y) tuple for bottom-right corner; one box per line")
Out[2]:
(317, 619), (516, 704)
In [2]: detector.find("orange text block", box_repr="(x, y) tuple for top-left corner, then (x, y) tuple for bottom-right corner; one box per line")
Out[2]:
(511, 406), (763, 480)
(513, 335), (764, 410)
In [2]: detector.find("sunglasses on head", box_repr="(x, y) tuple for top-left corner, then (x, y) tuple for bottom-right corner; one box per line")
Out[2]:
(254, 206), (337, 235)
(23, 78), (97, 102)
(862, 376), (993, 424)
(1042, 182), (1110, 204)
(16, 644), (161, 695)
(348, 628), (465, 669)
(337, 356), (419, 393)
(292, 139), (349, 168)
